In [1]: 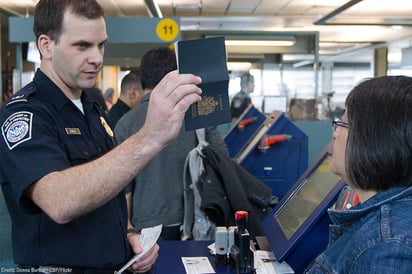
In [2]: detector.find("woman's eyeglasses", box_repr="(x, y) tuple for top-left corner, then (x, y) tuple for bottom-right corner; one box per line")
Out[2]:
(332, 117), (349, 132)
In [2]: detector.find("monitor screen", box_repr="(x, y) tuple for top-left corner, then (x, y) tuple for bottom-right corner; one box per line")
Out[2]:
(261, 142), (346, 272)
(263, 96), (287, 114)
(274, 154), (341, 239)
(26, 41), (41, 63)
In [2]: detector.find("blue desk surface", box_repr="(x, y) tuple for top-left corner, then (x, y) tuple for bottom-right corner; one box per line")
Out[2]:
(153, 240), (234, 274)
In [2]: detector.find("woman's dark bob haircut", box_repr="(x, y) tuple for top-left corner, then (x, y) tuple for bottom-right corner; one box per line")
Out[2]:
(345, 75), (412, 191)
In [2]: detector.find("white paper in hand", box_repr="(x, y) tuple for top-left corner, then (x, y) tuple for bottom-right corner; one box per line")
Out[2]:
(116, 224), (163, 274)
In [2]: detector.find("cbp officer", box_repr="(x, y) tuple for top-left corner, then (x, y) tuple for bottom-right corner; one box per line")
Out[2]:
(0, 0), (202, 273)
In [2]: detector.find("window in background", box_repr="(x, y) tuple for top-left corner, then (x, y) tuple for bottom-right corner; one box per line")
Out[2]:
(388, 68), (412, 77)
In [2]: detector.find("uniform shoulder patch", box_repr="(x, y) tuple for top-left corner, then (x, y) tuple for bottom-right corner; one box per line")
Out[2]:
(1, 111), (33, 150)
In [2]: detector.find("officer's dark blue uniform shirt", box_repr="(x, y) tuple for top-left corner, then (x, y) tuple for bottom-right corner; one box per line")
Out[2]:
(0, 70), (130, 268)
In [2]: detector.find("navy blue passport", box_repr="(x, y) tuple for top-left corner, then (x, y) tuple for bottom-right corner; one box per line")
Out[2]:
(175, 37), (231, 131)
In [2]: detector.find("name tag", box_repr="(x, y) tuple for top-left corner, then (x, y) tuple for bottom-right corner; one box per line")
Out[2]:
(65, 128), (81, 135)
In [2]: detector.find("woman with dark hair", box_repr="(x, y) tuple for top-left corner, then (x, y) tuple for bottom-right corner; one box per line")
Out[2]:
(306, 76), (412, 273)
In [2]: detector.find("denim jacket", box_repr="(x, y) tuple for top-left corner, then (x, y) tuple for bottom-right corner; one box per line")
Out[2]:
(306, 186), (412, 274)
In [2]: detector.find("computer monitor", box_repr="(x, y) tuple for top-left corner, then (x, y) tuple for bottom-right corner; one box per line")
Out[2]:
(261, 141), (346, 273)
(262, 95), (287, 114)
(25, 41), (41, 63)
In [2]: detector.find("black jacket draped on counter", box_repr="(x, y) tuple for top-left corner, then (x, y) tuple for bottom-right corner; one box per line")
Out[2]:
(198, 145), (273, 237)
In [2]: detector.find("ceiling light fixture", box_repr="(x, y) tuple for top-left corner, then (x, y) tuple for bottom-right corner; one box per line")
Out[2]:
(227, 62), (252, 71)
(225, 35), (296, 47)
(225, 40), (295, 47)
(174, 4), (201, 11)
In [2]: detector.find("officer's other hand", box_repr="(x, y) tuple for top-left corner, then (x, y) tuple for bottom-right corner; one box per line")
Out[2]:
(127, 232), (159, 273)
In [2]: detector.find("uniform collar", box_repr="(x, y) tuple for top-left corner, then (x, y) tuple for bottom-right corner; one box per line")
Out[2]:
(33, 69), (84, 112)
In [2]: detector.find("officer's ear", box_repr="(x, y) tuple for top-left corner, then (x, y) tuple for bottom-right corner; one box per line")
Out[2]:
(37, 34), (53, 60)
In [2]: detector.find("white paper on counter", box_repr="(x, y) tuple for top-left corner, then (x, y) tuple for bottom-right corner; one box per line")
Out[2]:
(181, 256), (216, 274)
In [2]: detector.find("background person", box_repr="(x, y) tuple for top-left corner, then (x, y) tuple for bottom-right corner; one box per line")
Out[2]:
(103, 87), (114, 110)
(306, 75), (412, 273)
(108, 71), (143, 127)
(115, 47), (227, 240)
(230, 72), (255, 120)
(0, 1), (202, 273)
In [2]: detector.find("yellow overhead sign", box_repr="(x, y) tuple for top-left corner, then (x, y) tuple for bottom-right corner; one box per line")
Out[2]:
(156, 18), (179, 42)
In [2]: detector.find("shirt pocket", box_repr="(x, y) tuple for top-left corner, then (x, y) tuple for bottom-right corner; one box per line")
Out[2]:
(63, 136), (95, 166)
